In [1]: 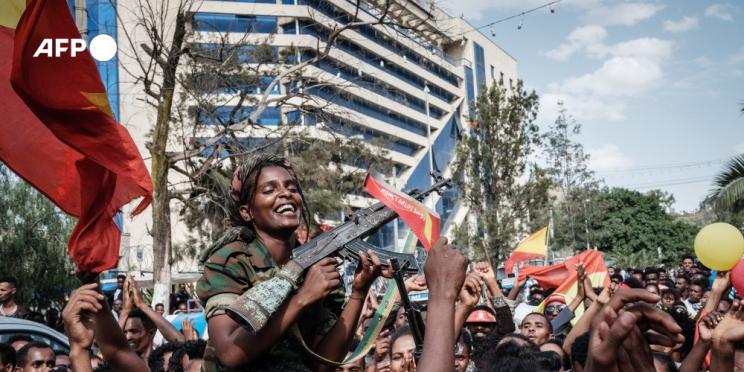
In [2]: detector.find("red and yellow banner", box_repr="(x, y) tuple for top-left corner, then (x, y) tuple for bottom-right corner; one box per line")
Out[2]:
(364, 169), (440, 250)
(505, 226), (548, 274)
(0, 0), (152, 272)
(521, 250), (609, 318)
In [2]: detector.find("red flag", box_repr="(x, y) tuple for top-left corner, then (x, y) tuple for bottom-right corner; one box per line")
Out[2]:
(0, 0), (152, 272)
(364, 169), (440, 250)
(518, 249), (609, 290)
(526, 250), (610, 322)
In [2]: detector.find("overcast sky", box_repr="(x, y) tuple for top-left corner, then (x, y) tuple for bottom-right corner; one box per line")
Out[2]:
(438, 0), (744, 212)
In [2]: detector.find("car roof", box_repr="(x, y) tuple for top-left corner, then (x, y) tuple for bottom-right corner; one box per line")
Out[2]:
(0, 316), (69, 346)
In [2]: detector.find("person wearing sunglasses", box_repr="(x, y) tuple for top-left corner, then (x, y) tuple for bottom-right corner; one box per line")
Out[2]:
(543, 264), (588, 338)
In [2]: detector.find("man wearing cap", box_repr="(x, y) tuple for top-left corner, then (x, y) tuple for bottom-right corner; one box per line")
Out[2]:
(543, 278), (586, 338)
(464, 305), (497, 342)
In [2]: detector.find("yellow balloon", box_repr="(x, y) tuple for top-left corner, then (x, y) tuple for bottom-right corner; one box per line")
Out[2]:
(694, 223), (744, 270)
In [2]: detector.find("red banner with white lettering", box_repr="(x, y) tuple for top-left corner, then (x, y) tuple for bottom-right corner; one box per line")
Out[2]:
(364, 170), (440, 250)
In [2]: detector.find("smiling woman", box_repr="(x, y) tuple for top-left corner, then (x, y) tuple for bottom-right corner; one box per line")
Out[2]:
(196, 154), (389, 372)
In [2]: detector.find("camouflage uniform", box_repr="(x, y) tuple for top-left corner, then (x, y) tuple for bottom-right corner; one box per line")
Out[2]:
(197, 238), (344, 372)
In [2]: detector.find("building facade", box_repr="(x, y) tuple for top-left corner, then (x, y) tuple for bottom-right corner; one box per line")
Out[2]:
(73, 0), (517, 271)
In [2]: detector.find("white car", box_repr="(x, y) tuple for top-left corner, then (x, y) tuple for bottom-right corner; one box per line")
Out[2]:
(0, 316), (69, 353)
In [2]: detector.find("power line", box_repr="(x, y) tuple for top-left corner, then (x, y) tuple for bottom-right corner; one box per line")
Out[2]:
(453, 0), (563, 38)
(595, 158), (726, 175)
(618, 175), (714, 189)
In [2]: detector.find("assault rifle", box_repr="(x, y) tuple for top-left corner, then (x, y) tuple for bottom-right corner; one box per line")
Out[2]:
(225, 174), (452, 335)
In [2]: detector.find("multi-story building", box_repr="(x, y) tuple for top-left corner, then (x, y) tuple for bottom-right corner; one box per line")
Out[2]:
(70, 0), (517, 271)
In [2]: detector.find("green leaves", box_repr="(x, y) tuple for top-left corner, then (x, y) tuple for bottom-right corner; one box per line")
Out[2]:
(0, 165), (78, 309)
(711, 154), (744, 213)
(453, 78), (548, 263)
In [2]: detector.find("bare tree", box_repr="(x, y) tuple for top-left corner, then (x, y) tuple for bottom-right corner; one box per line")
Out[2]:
(114, 0), (438, 306)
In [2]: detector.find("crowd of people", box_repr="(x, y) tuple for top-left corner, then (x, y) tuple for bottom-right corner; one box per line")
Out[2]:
(1, 153), (743, 372)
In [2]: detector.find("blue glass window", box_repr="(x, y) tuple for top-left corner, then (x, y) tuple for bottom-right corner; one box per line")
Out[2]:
(464, 66), (475, 119)
(295, 21), (457, 104)
(307, 86), (430, 138)
(87, 0), (119, 120)
(209, 0), (276, 2)
(309, 56), (446, 119)
(474, 43), (486, 95)
(194, 13), (277, 33)
(197, 106), (281, 126)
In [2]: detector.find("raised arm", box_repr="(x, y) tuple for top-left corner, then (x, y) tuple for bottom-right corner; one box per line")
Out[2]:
(704, 272), (730, 313)
(454, 272), (483, 339)
(710, 299), (744, 372)
(680, 312), (721, 372)
(313, 251), (392, 371)
(417, 237), (468, 372)
(64, 281), (149, 371)
(474, 261), (515, 335)
(507, 277), (527, 301)
(117, 277), (132, 329)
(129, 278), (185, 343)
(63, 284), (99, 372)
(567, 264), (586, 313)
(563, 286), (610, 355)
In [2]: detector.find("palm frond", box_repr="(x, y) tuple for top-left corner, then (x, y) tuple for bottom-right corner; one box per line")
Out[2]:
(711, 154), (744, 211)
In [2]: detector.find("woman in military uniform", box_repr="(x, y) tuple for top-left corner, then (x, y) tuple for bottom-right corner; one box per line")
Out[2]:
(197, 154), (389, 371)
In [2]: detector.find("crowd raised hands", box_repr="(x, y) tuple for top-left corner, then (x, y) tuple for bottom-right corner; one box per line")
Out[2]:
(2, 246), (743, 372)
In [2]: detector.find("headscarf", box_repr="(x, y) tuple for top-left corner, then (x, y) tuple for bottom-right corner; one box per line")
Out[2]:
(198, 153), (308, 263)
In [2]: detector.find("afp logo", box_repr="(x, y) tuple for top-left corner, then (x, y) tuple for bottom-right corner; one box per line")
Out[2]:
(33, 34), (117, 62)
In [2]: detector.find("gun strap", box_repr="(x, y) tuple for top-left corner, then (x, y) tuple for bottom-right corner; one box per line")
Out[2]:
(292, 232), (419, 367)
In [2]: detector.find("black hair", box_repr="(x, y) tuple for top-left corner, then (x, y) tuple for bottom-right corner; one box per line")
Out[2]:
(490, 353), (551, 372)
(541, 339), (569, 369)
(0, 342), (15, 367)
(661, 279), (675, 289)
(668, 306), (695, 356)
(690, 280), (708, 290)
(570, 332), (590, 368)
(652, 352), (678, 372)
(610, 274), (623, 283)
(390, 324), (413, 357)
(149, 342), (183, 372)
(645, 283), (660, 293)
(117, 274), (126, 280)
(227, 154), (311, 232)
(497, 334), (539, 353)
(7, 334), (33, 344)
(624, 276), (644, 289)
(54, 350), (68, 356)
(471, 326), (505, 367)
(0, 276), (17, 287)
(676, 275), (689, 284)
(532, 351), (562, 371)
(167, 340), (207, 372)
(659, 268), (667, 273)
(457, 328), (474, 349)
(522, 312), (554, 334)
(681, 254), (695, 262)
(481, 339), (542, 372)
(661, 289), (680, 301)
(16, 341), (51, 367)
(127, 309), (156, 332)
(643, 267), (659, 276)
